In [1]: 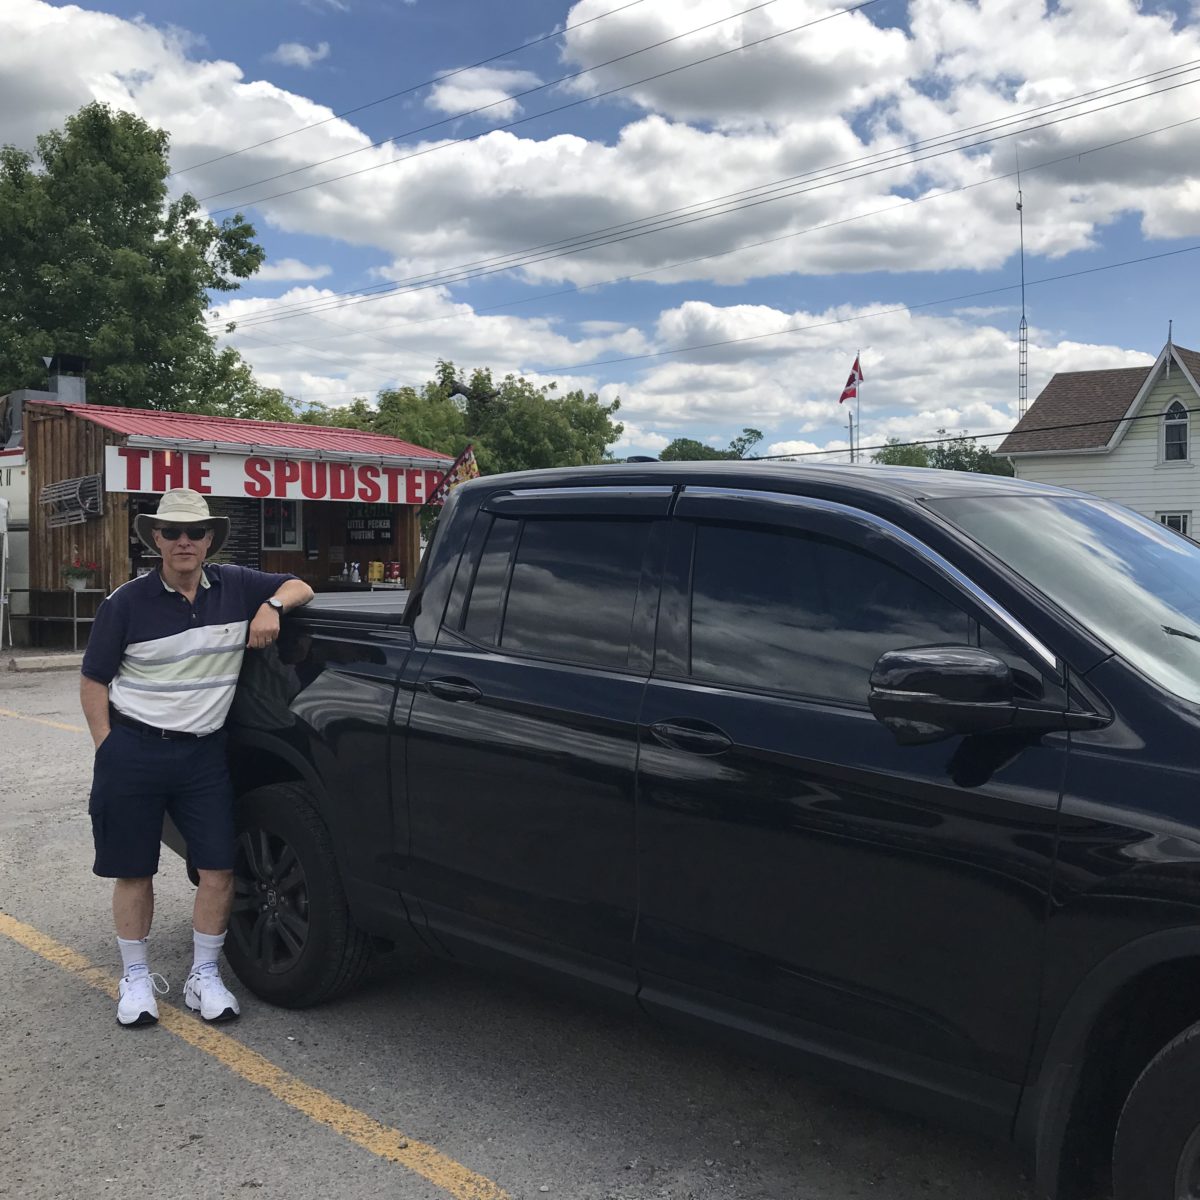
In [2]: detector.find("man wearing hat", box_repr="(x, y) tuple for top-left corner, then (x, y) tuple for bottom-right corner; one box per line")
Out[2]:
(80, 488), (314, 1027)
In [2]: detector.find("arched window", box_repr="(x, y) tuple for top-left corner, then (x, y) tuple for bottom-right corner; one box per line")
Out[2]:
(1165, 399), (1189, 462)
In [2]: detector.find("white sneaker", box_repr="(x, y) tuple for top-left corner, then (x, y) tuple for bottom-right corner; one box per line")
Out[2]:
(117, 971), (168, 1027)
(184, 968), (240, 1022)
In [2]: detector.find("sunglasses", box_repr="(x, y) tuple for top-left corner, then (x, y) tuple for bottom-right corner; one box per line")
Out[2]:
(156, 525), (212, 541)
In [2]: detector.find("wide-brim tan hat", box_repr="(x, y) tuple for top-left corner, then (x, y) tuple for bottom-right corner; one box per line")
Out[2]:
(134, 488), (230, 556)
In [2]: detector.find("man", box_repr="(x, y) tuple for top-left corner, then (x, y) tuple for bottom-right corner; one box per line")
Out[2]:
(80, 488), (314, 1027)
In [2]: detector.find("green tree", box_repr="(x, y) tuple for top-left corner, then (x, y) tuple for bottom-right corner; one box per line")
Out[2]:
(375, 384), (467, 455)
(872, 430), (1013, 475)
(0, 102), (276, 414)
(290, 362), (623, 475)
(872, 438), (931, 467)
(427, 362), (622, 474)
(660, 438), (729, 461)
(660, 427), (764, 461)
(727, 427), (764, 458)
(298, 396), (378, 430)
(928, 430), (1014, 476)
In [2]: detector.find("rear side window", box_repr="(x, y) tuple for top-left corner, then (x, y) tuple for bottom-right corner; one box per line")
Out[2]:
(688, 523), (970, 705)
(465, 516), (651, 669)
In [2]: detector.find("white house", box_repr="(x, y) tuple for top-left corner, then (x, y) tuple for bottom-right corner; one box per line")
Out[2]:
(999, 341), (1197, 536)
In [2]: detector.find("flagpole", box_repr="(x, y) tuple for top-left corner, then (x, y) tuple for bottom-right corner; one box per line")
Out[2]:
(855, 349), (861, 466)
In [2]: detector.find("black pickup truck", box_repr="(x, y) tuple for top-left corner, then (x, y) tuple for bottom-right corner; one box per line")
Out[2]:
(186, 461), (1200, 1200)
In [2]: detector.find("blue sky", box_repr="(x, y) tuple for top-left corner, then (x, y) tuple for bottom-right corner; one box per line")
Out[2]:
(7, 0), (1200, 458)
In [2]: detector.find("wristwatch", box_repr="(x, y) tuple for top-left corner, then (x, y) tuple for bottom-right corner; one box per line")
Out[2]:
(267, 597), (285, 614)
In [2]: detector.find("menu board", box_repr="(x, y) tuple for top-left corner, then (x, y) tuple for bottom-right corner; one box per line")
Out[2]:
(346, 502), (393, 545)
(209, 497), (261, 569)
(127, 494), (261, 574)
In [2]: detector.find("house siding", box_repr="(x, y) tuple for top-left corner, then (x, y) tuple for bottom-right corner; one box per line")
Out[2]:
(1012, 372), (1198, 525)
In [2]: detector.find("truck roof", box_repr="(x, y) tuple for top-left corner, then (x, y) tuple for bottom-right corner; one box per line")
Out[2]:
(460, 460), (1084, 505)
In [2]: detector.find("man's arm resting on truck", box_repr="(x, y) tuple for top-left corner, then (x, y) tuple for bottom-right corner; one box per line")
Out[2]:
(249, 578), (315, 650)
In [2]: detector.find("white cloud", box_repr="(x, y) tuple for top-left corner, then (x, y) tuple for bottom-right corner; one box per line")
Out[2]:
(424, 66), (542, 121)
(9, 0), (1200, 295)
(266, 41), (330, 69)
(214, 281), (1156, 466)
(254, 258), (333, 282)
(558, 0), (914, 128)
(0, 0), (1189, 463)
(300, 0), (348, 12)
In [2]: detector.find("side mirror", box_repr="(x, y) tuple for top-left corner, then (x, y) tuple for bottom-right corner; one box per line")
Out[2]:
(868, 646), (1020, 745)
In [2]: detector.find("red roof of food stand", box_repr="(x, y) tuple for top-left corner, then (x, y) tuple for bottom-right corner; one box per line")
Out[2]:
(54, 403), (451, 462)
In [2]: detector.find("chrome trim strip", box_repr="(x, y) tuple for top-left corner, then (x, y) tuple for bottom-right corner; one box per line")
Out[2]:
(504, 486), (676, 500)
(680, 487), (1059, 670)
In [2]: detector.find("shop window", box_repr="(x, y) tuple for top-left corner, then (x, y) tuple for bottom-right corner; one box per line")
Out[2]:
(1159, 512), (1191, 536)
(262, 500), (302, 551)
(1164, 399), (1189, 462)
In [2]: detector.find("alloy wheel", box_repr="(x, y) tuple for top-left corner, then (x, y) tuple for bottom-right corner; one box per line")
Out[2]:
(231, 827), (310, 975)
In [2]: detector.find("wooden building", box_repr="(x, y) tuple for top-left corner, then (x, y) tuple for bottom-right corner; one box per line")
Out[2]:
(15, 400), (454, 645)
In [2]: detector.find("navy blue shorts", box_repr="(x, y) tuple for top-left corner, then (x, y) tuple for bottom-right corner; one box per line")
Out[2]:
(88, 722), (236, 879)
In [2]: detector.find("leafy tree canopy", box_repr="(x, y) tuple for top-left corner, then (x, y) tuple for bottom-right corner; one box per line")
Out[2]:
(871, 438), (932, 468)
(872, 430), (1014, 476)
(0, 102), (280, 415)
(298, 359), (624, 474)
(660, 427), (763, 461)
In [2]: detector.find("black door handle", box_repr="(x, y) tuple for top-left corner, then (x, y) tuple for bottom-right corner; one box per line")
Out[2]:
(649, 720), (732, 755)
(424, 677), (483, 702)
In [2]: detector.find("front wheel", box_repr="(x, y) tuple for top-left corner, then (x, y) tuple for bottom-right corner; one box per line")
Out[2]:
(226, 782), (371, 1007)
(1113, 1021), (1200, 1199)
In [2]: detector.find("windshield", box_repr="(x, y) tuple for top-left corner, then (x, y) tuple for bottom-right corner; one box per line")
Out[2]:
(929, 495), (1200, 704)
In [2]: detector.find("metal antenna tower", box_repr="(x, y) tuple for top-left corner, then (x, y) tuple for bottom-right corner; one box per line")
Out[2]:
(1017, 163), (1029, 419)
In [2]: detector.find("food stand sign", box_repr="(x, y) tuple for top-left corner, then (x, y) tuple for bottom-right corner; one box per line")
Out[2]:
(105, 446), (445, 505)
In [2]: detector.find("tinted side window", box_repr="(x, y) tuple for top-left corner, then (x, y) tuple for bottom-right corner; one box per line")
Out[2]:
(495, 518), (650, 669)
(463, 516), (518, 645)
(688, 523), (970, 705)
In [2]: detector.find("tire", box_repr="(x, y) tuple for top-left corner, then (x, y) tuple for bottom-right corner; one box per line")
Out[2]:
(225, 782), (372, 1008)
(1113, 1020), (1200, 1200)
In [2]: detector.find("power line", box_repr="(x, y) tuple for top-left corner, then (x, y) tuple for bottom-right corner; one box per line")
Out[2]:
(171, 0), (650, 175)
(751, 403), (1200, 462)
(213, 81), (1200, 345)
(535, 243), (1200, 372)
(220, 110), (1200, 370)
(257, 241), (1200, 403)
(303, 59), (1200, 298)
(209, 59), (1200, 333)
(198, 0), (795, 203)
(206, 0), (883, 217)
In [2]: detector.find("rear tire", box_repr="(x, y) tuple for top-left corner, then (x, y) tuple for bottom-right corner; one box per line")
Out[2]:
(1113, 1020), (1200, 1200)
(225, 782), (371, 1008)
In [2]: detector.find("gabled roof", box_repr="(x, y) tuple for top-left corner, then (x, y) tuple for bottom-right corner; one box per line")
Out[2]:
(998, 344), (1200, 456)
(39, 403), (453, 465)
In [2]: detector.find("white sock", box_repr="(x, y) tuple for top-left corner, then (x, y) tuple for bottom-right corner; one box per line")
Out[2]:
(192, 929), (225, 976)
(117, 936), (148, 979)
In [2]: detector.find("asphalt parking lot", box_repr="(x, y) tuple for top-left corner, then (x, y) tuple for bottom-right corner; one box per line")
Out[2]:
(0, 667), (1034, 1200)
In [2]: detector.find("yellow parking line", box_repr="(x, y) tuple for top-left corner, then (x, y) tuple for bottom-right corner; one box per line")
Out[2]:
(0, 911), (509, 1200)
(0, 706), (87, 734)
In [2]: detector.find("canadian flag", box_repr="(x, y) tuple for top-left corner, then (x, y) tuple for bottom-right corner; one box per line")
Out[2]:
(839, 355), (863, 404)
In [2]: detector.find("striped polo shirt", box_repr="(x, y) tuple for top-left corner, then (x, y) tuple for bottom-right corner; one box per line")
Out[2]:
(82, 564), (297, 735)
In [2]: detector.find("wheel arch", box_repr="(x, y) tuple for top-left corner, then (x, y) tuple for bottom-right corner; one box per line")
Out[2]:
(1018, 929), (1200, 1199)
(227, 729), (330, 805)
